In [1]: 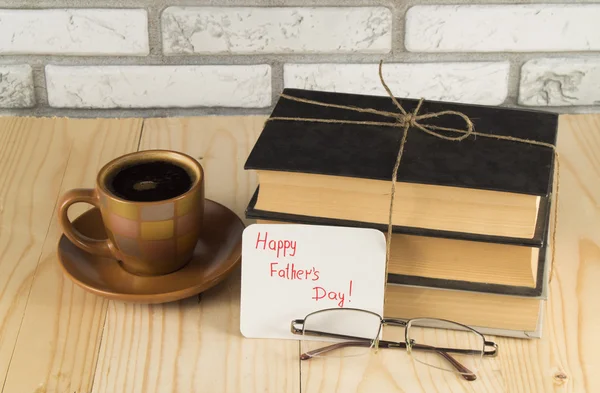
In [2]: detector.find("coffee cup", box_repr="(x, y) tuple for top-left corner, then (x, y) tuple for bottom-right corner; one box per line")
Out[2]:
(58, 150), (204, 276)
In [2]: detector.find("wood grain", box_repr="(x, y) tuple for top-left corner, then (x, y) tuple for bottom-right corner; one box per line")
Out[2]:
(0, 117), (75, 386)
(299, 114), (600, 393)
(1, 114), (599, 393)
(91, 116), (299, 393)
(0, 118), (142, 393)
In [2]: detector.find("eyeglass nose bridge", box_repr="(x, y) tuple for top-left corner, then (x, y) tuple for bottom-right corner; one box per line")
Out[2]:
(380, 318), (412, 352)
(381, 318), (408, 327)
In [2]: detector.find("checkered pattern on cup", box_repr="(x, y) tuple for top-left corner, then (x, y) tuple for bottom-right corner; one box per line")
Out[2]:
(100, 188), (203, 266)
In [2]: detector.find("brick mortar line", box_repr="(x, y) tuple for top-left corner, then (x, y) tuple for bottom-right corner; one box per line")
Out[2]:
(2, 52), (600, 66)
(30, 64), (49, 106)
(270, 63), (284, 111)
(391, 3), (408, 53)
(147, 5), (163, 57)
(3, 103), (600, 120)
(505, 61), (520, 106)
(1, 0), (600, 6)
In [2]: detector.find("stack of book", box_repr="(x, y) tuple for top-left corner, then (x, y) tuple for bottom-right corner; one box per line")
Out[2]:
(244, 88), (558, 338)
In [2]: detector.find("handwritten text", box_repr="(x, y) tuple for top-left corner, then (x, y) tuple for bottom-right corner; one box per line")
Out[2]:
(260, 231), (354, 308)
(255, 232), (296, 258)
(312, 281), (353, 308)
(270, 262), (320, 281)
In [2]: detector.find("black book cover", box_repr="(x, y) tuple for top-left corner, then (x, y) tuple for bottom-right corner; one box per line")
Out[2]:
(245, 88), (559, 197)
(246, 187), (552, 298)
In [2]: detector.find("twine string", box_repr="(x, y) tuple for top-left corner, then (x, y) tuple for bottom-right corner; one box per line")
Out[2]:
(267, 61), (559, 285)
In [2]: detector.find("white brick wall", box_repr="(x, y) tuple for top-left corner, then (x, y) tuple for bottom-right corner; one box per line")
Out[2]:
(0, 65), (35, 108)
(162, 7), (392, 54)
(519, 58), (600, 106)
(0, 9), (149, 56)
(405, 5), (600, 52)
(284, 62), (509, 105)
(1, 3), (600, 112)
(45, 65), (271, 108)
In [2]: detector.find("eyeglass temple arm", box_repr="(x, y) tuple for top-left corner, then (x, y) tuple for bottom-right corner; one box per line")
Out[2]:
(299, 339), (477, 381)
(300, 340), (372, 360)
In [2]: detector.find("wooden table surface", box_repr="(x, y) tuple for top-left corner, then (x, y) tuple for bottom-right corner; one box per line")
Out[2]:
(0, 114), (598, 393)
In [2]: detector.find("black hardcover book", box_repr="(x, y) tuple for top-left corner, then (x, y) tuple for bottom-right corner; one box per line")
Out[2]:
(246, 187), (552, 298)
(245, 88), (558, 197)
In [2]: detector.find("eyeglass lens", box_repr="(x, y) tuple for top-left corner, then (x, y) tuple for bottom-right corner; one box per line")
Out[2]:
(406, 318), (485, 374)
(301, 308), (381, 358)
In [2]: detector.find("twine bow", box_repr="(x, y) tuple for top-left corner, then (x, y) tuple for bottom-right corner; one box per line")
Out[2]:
(267, 61), (560, 284)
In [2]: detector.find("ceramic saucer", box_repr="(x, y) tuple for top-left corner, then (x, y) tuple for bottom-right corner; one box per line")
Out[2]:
(57, 199), (244, 303)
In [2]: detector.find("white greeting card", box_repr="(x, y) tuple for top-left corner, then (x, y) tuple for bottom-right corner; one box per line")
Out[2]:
(240, 223), (387, 340)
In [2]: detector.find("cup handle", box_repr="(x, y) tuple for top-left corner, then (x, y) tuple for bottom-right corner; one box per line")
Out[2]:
(58, 189), (115, 258)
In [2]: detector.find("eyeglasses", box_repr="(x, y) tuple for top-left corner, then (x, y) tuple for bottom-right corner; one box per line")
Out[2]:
(290, 308), (498, 381)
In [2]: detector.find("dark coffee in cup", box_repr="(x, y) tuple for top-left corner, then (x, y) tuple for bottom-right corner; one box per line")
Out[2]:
(107, 160), (194, 202)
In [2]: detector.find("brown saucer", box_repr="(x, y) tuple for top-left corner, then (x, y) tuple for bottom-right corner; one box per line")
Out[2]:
(58, 199), (244, 303)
